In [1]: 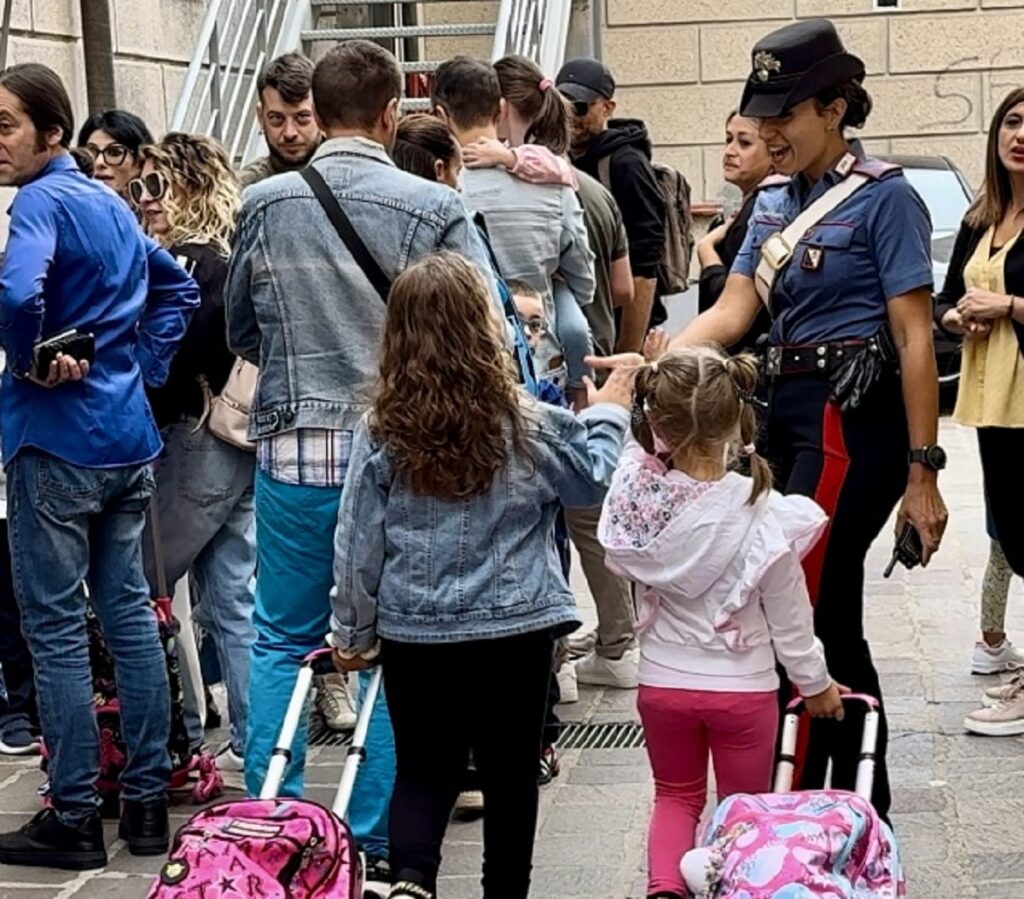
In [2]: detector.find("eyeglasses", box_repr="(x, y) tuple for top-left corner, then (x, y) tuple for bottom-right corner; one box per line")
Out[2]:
(571, 101), (592, 118)
(127, 171), (169, 206)
(520, 315), (546, 336)
(86, 143), (131, 166)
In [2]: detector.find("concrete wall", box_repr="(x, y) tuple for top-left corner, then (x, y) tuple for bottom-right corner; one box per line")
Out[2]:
(604, 0), (1020, 206)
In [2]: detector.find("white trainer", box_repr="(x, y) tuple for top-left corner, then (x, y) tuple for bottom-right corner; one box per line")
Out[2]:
(314, 673), (357, 731)
(556, 661), (579, 704)
(983, 672), (1024, 708)
(574, 647), (639, 689)
(964, 690), (1024, 736)
(970, 640), (1024, 675)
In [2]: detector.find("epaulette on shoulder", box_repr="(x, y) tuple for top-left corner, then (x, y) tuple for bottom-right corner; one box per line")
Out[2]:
(852, 157), (902, 180)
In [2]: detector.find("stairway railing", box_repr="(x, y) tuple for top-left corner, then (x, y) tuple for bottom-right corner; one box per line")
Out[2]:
(492, 0), (571, 76)
(170, 0), (308, 164)
(172, 0), (573, 166)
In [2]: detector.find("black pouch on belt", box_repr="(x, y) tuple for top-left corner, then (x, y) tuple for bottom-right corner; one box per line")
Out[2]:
(828, 324), (900, 412)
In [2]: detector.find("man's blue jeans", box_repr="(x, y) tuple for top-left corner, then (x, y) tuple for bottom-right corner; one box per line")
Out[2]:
(6, 450), (171, 825)
(245, 469), (394, 854)
(143, 422), (257, 756)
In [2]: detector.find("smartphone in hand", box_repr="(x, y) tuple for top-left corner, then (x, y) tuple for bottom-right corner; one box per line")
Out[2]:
(33, 329), (95, 381)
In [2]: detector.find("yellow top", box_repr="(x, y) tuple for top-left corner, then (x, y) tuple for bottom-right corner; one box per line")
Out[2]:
(952, 226), (1024, 428)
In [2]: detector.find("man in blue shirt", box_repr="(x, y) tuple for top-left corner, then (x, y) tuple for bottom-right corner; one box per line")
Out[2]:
(0, 64), (199, 871)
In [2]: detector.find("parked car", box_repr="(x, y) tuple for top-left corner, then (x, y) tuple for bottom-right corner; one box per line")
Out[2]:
(880, 155), (974, 410)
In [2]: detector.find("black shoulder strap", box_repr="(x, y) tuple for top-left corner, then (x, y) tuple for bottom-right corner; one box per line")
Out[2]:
(300, 166), (392, 303)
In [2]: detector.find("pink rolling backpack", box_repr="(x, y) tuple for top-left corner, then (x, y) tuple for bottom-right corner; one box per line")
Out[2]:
(148, 651), (380, 899)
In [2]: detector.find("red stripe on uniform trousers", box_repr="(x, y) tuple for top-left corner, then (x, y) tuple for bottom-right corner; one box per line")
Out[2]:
(793, 400), (851, 789)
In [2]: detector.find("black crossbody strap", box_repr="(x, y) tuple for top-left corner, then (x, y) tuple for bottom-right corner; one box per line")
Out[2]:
(300, 166), (392, 303)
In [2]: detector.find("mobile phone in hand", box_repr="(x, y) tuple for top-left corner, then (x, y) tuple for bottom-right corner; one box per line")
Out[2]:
(33, 329), (95, 381)
(883, 521), (924, 578)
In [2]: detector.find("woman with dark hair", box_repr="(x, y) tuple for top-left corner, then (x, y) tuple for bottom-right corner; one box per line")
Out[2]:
(391, 113), (463, 189)
(932, 88), (1024, 733)
(78, 110), (153, 200)
(130, 132), (255, 783)
(696, 110), (776, 352)
(640, 19), (947, 819)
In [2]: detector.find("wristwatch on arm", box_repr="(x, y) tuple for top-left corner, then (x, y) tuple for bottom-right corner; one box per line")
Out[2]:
(908, 445), (947, 472)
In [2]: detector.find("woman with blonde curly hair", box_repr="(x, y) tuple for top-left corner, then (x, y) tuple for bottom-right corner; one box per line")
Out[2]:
(132, 132), (255, 784)
(329, 251), (635, 899)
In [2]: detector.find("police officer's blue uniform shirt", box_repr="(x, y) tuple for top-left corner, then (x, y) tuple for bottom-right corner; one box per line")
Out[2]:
(732, 157), (934, 345)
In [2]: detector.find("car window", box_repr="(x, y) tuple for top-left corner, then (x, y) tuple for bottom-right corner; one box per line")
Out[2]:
(901, 168), (972, 233)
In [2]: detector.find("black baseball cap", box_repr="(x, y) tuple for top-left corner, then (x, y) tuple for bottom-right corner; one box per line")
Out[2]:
(740, 19), (865, 119)
(555, 58), (616, 104)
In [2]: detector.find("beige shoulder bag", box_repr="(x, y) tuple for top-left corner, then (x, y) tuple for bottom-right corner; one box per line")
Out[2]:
(197, 358), (258, 451)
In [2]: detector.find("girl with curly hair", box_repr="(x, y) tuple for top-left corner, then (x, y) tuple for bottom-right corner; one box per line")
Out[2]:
(330, 251), (634, 899)
(131, 132), (254, 784)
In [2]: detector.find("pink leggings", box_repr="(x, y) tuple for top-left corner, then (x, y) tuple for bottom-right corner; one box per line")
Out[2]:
(637, 686), (779, 896)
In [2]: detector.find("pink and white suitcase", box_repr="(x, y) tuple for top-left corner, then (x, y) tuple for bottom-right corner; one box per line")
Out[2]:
(681, 694), (906, 898)
(148, 649), (381, 899)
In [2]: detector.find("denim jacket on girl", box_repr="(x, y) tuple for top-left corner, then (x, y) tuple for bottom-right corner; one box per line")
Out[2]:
(329, 400), (629, 651)
(225, 137), (501, 440)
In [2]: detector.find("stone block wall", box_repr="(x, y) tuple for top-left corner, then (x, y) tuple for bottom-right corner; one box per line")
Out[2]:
(604, 0), (1023, 206)
(4, 0), (205, 140)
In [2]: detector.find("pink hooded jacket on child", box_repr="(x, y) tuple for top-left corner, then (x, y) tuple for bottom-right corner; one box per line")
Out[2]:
(598, 439), (831, 697)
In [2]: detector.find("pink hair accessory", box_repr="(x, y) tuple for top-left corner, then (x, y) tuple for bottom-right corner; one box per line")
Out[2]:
(539, 78), (554, 92)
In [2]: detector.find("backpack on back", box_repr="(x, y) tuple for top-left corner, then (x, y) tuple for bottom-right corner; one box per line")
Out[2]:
(598, 156), (695, 297)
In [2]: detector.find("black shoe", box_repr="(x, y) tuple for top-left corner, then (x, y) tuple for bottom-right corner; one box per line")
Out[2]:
(363, 854), (393, 899)
(0, 808), (107, 870)
(118, 798), (169, 856)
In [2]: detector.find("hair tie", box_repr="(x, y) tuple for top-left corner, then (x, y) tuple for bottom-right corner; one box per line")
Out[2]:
(539, 78), (553, 92)
(740, 443), (756, 457)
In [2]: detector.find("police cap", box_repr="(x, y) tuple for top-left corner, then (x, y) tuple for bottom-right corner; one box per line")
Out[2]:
(740, 19), (865, 119)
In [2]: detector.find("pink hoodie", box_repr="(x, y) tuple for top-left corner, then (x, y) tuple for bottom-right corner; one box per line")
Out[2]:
(598, 441), (832, 696)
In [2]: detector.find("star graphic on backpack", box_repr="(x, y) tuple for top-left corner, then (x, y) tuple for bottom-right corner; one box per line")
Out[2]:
(218, 874), (238, 894)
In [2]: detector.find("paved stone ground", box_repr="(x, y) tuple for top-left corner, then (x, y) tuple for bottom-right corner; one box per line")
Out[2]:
(1, 420), (1022, 898)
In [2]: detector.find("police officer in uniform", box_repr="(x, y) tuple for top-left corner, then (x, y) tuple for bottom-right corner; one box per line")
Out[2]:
(670, 19), (949, 817)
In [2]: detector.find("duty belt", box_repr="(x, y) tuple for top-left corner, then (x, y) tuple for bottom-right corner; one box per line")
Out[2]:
(763, 340), (868, 378)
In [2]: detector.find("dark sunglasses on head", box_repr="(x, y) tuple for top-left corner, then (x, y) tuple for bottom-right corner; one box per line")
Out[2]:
(127, 171), (169, 206)
(86, 143), (131, 166)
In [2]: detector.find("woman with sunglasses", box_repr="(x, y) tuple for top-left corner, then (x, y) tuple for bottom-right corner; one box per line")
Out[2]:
(132, 133), (255, 785)
(77, 110), (153, 202)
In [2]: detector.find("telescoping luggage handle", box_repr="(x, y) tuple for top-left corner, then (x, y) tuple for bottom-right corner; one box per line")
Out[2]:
(773, 693), (880, 801)
(259, 647), (383, 821)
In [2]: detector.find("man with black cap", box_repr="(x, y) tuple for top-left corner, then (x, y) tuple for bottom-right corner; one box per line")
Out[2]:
(556, 57), (665, 356)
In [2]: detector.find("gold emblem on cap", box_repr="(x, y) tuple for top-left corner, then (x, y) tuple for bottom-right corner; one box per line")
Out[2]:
(753, 50), (782, 83)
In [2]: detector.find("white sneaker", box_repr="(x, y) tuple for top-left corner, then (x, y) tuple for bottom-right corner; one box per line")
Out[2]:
(983, 672), (1024, 708)
(556, 661), (579, 704)
(964, 690), (1024, 736)
(970, 640), (1024, 675)
(567, 629), (597, 658)
(215, 745), (246, 791)
(315, 673), (357, 731)
(574, 647), (639, 689)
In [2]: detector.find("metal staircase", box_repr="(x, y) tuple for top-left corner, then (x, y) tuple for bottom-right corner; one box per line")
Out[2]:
(171, 0), (573, 166)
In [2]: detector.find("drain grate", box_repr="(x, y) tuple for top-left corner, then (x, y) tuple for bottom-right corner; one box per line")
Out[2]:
(556, 721), (645, 750)
(309, 716), (355, 748)
(309, 718), (645, 750)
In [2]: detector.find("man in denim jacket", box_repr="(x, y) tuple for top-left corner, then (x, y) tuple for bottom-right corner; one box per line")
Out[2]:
(225, 40), (500, 876)
(0, 64), (199, 870)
